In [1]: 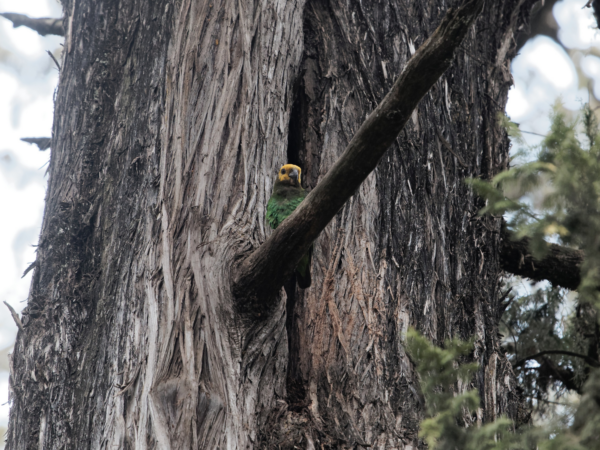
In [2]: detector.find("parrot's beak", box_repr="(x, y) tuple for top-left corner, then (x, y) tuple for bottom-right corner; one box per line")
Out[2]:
(289, 168), (299, 182)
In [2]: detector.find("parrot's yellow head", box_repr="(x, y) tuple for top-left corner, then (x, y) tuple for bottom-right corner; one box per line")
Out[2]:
(277, 164), (302, 187)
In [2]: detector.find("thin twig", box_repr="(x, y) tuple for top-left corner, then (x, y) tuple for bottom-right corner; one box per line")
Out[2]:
(525, 395), (570, 407)
(3, 301), (24, 332)
(520, 129), (546, 137)
(47, 50), (61, 71)
(514, 349), (600, 368)
(434, 127), (468, 167)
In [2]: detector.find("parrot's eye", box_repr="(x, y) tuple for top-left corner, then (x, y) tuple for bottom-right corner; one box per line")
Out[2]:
(281, 168), (286, 174)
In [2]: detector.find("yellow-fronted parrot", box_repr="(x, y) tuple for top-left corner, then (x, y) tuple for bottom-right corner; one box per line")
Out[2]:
(266, 164), (312, 288)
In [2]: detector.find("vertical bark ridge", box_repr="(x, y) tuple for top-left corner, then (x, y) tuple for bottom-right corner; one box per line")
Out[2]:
(139, 0), (306, 446)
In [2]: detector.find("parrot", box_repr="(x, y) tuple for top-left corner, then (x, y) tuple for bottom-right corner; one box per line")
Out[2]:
(266, 164), (312, 289)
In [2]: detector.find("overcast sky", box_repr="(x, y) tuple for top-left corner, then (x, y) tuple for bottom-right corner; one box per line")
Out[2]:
(0, 0), (599, 439)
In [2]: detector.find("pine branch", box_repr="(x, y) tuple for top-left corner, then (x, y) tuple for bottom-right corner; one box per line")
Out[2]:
(0, 12), (63, 37)
(514, 350), (600, 368)
(233, 0), (485, 314)
(499, 227), (583, 291)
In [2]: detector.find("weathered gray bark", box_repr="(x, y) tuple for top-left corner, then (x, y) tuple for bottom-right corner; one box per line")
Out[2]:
(280, 2), (537, 445)
(7, 0), (537, 449)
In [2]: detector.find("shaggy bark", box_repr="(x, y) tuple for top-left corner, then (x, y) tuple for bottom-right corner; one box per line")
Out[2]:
(7, 0), (539, 449)
(279, 1), (539, 444)
(234, 0), (485, 314)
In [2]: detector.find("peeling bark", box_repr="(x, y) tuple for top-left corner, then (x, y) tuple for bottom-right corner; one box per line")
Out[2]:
(7, 0), (539, 448)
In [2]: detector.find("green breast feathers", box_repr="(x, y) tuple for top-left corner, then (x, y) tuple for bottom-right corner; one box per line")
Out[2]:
(266, 191), (306, 229)
(266, 164), (312, 288)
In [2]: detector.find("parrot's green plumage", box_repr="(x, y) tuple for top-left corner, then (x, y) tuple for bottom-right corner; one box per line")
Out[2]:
(267, 164), (312, 288)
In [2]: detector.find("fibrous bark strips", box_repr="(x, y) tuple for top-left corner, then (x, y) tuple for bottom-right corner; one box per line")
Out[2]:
(234, 0), (485, 312)
(7, 0), (539, 449)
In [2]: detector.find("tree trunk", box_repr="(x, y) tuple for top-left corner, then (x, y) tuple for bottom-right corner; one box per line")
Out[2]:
(7, 0), (535, 448)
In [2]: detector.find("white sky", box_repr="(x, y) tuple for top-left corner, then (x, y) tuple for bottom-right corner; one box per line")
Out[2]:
(506, 1), (600, 144)
(0, 0), (598, 440)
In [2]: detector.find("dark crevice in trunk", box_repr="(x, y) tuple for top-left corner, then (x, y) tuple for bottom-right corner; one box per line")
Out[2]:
(283, 276), (307, 411)
(284, 275), (307, 412)
(281, 3), (329, 412)
(287, 79), (305, 170)
(284, 48), (311, 413)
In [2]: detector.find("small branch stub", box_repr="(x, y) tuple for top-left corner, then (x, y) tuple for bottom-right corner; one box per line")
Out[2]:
(4, 301), (24, 332)
(21, 137), (52, 151)
(0, 13), (64, 36)
(47, 50), (61, 71)
(233, 0), (486, 314)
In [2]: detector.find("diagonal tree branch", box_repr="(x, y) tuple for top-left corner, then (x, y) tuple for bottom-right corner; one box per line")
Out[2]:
(499, 227), (583, 291)
(0, 13), (63, 37)
(233, 0), (485, 314)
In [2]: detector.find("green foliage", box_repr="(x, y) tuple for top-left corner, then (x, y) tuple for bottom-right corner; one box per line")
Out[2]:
(471, 104), (600, 302)
(470, 106), (600, 407)
(415, 104), (600, 447)
(407, 330), (519, 450)
(501, 285), (588, 409)
(571, 370), (600, 450)
(407, 329), (598, 450)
